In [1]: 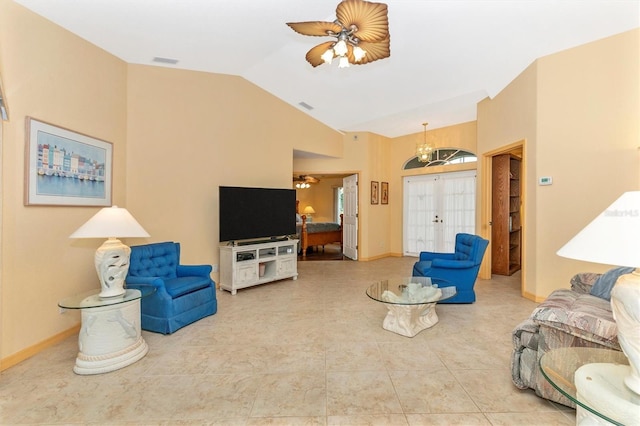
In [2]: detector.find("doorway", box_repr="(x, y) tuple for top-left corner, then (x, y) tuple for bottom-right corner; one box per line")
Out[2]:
(482, 141), (525, 288)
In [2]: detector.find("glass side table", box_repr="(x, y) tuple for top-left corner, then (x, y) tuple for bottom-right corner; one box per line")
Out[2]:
(539, 347), (639, 425)
(59, 287), (155, 375)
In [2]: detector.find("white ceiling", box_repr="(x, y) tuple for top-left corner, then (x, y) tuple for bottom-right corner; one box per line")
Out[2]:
(14, 0), (640, 138)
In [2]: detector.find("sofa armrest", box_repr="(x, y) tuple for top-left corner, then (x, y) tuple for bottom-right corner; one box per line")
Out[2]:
(531, 289), (619, 349)
(177, 264), (212, 278)
(570, 272), (601, 294)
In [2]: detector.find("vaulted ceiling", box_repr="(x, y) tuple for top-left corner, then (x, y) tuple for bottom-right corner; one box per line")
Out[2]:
(15, 0), (640, 138)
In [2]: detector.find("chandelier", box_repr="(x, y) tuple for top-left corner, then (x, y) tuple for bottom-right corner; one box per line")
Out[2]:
(287, 0), (390, 68)
(416, 122), (434, 163)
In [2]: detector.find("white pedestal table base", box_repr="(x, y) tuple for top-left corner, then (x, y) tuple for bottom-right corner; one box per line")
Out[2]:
(382, 302), (439, 337)
(74, 298), (148, 375)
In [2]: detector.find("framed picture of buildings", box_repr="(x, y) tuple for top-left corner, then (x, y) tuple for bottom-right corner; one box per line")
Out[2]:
(25, 117), (113, 206)
(371, 181), (379, 204)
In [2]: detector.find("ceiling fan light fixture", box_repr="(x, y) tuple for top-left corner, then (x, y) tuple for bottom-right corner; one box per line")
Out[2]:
(287, 0), (390, 68)
(334, 39), (349, 56)
(321, 49), (334, 64)
(353, 46), (367, 61)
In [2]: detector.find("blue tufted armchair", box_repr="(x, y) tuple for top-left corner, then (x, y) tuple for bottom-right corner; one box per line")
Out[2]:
(412, 233), (489, 303)
(126, 241), (217, 334)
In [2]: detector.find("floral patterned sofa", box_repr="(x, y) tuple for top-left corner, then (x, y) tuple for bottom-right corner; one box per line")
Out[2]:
(510, 272), (622, 407)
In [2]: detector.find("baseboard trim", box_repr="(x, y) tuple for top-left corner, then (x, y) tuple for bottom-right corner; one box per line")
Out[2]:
(0, 324), (80, 372)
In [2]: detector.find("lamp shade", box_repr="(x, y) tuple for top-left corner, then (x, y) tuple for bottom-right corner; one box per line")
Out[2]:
(70, 206), (150, 239)
(303, 206), (316, 215)
(556, 191), (640, 267)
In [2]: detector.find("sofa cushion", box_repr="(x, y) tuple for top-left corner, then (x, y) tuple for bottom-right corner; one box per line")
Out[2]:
(531, 289), (618, 348)
(164, 276), (212, 298)
(590, 266), (634, 301)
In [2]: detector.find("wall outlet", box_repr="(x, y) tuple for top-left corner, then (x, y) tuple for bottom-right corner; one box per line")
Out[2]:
(212, 264), (218, 273)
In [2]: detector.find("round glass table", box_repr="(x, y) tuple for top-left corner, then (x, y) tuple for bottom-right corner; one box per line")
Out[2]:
(59, 287), (155, 375)
(366, 277), (456, 337)
(539, 347), (639, 425)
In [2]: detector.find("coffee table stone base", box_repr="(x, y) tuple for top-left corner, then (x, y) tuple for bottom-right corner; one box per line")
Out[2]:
(382, 303), (439, 337)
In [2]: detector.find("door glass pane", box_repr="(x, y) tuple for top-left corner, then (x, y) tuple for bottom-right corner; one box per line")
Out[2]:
(404, 176), (438, 255)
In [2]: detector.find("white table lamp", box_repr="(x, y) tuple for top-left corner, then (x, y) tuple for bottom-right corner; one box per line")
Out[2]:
(557, 191), (640, 395)
(303, 205), (315, 215)
(70, 206), (150, 298)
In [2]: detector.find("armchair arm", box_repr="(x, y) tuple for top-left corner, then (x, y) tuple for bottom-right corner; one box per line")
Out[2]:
(431, 259), (475, 269)
(126, 276), (165, 288)
(177, 264), (212, 278)
(126, 276), (172, 300)
(419, 252), (456, 262)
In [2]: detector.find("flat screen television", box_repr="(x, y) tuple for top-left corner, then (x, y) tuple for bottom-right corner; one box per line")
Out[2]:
(219, 186), (297, 243)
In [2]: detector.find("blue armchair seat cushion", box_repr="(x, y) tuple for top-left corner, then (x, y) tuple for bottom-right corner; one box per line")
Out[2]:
(164, 276), (212, 298)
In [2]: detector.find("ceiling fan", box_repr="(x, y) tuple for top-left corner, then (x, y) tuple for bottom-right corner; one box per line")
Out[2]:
(286, 0), (390, 68)
(294, 175), (320, 184)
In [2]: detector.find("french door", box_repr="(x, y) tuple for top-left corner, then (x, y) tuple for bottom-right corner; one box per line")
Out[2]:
(403, 170), (476, 256)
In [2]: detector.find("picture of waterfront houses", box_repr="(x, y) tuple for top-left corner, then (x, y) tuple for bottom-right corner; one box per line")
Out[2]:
(35, 130), (106, 199)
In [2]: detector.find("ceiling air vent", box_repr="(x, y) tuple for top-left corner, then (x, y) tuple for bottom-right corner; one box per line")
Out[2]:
(298, 102), (314, 111)
(152, 57), (179, 65)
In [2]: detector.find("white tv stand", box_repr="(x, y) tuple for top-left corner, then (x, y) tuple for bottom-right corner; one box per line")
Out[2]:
(219, 239), (298, 295)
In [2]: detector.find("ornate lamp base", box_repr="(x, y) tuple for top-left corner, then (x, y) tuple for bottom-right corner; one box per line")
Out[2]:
(95, 238), (131, 298)
(610, 269), (640, 395)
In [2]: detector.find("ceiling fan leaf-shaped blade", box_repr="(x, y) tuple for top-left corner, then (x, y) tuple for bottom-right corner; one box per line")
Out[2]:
(336, 0), (389, 42)
(353, 36), (390, 65)
(287, 21), (342, 37)
(306, 41), (335, 67)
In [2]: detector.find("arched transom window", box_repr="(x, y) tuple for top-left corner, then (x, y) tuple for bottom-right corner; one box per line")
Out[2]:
(404, 148), (477, 170)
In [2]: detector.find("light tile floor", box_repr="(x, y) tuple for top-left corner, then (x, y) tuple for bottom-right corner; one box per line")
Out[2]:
(0, 257), (576, 425)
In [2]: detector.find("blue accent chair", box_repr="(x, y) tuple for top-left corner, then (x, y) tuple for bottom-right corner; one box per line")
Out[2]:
(126, 242), (217, 334)
(412, 233), (489, 303)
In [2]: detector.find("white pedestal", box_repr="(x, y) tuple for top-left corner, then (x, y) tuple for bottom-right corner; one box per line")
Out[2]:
(382, 302), (439, 337)
(575, 363), (640, 425)
(74, 298), (148, 375)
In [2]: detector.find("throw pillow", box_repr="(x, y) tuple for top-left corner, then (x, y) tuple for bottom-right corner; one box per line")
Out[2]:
(590, 266), (635, 301)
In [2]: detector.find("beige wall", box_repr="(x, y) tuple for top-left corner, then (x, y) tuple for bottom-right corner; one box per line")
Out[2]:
(0, 2), (128, 364)
(478, 29), (639, 300)
(125, 65), (342, 268)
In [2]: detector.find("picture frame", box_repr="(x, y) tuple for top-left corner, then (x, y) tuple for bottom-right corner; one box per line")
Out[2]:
(25, 117), (113, 206)
(381, 182), (389, 205)
(371, 181), (379, 205)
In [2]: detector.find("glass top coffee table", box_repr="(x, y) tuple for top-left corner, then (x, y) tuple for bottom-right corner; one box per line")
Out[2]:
(540, 347), (638, 426)
(366, 277), (456, 337)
